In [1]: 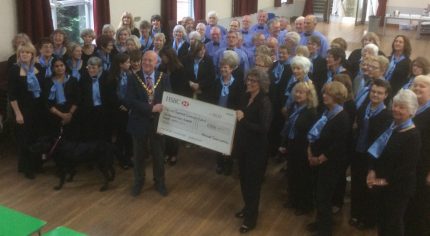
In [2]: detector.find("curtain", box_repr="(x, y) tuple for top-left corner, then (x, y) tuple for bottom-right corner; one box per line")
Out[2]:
(93, 0), (111, 37)
(302, 0), (314, 16)
(17, 0), (53, 43)
(233, 0), (258, 17)
(376, 0), (387, 26)
(161, 0), (177, 36)
(194, 0), (206, 22)
(275, 0), (282, 7)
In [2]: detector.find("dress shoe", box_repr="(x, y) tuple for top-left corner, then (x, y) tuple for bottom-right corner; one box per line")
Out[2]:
(235, 210), (245, 218)
(131, 184), (143, 197)
(155, 183), (168, 196)
(168, 156), (177, 166)
(239, 224), (254, 234)
(306, 222), (318, 232)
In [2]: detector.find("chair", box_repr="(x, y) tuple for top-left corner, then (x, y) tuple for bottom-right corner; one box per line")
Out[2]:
(43, 226), (87, 236)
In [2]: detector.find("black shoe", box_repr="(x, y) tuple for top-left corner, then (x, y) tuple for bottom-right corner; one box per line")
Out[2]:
(131, 184), (143, 197)
(155, 183), (168, 197)
(306, 222), (318, 232)
(168, 156), (177, 166)
(24, 172), (35, 180)
(235, 210), (245, 218)
(239, 224), (254, 234)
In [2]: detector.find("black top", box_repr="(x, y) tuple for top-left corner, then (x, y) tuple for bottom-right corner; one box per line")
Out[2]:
(310, 110), (350, 161)
(387, 55), (411, 98)
(182, 55), (216, 101)
(43, 76), (80, 112)
(370, 127), (421, 196)
(8, 64), (44, 115)
(413, 107), (430, 174)
(208, 76), (245, 110)
(355, 103), (392, 153)
(131, 27), (140, 38)
(158, 65), (188, 97)
(78, 71), (115, 110)
(234, 92), (272, 150)
(268, 61), (293, 113)
(286, 107), (318, 158)
(310, 55), (328, 96)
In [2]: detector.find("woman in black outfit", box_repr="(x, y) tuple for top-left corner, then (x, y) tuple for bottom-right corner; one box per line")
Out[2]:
(405, 75), (430, 236)
(234, 68), (272, 233)
(367, 89), (421, 236)
(209, 51), (244, 175)
(306, 81), (350, 236)
(385, 35), (411, 98)
(108, 53), (133, 169)
(350, 79), (392, 229)
(158, 47), (188, 165)
(43, 57), (79, 140)
(279, 81), (318, 215)
(182, 41), (216, 102)
(8, 43), (44, 179)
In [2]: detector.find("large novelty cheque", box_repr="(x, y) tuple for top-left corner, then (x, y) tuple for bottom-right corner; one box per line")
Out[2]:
(157, 92), (237, 155)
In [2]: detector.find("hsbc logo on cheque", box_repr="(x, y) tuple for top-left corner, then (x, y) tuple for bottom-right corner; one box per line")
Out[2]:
(166, 95), (190, 108)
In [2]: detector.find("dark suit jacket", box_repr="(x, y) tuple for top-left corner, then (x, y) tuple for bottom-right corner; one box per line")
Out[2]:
(208, 76), (245, 110)
(387, 55), (411, 98)
(126, 70), (171, 138)
(182, 55), (216, 101)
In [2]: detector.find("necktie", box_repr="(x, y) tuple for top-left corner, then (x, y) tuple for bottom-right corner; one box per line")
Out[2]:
(146, 76), (153, 90)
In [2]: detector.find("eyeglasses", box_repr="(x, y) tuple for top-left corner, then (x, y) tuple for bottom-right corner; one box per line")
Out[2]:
(246, 78), (258, 83)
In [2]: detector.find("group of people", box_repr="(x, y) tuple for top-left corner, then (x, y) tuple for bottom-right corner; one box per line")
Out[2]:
(5, 8), (430, 236)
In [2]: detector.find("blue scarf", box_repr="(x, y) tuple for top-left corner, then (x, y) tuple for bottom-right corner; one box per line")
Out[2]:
(307, 104), (343, 143)
(355, 102), (386, 153)
(48, 75), (69, 105)
(273, 62), (284, 84)
(403, 76), (415, 89)
(21, 63), (41, 98)
(140, 36), (153, 51)
(368, 118), (414, 158)
(118, 72), (128, 100)
(172, 40), (184, 55)
(385, 55), (406, 81)
(193, 59), (201, 79)
(326, 66), (344, 84)
(355, 81), (371, 109)
(220, 76), (235, 96)
(284, 75), (310, 109)
(67, 59), (82, 81)
(92, 73), (102, 106)
(416, 100), (430, 116)
(310, 54), (318, 73)
(98, 50), (111, 71)
(39, 56), (53, 78)
(285, 103), (306, 139)
(53, 46), (65, 58)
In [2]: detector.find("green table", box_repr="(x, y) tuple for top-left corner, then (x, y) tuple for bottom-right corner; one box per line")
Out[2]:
(0, 205), (46, 236)
(43, 226), (87, 236)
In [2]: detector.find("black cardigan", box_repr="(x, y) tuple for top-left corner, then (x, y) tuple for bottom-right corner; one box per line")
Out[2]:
(413, 108), (430, 174)
(310, 110), (350, 161)
(370, 127), (421, 196)
(387, 55), (411, 98)
(43, 76), (80, 112)
(208, 76), (245, 110)
(286, 107), (318, 159)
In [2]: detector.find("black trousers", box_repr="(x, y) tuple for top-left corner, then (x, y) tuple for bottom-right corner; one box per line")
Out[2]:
(113, 110), (133, 165)
(404, 170), (430, 236)
(238, 148), (265, 227)
(315, 160), (344, 236)
(350, 152), (377, 225)
(286, 156), (314, 211)
(377, 190), (410, 236)
(164, 136), (179, 157)
(132, 126), (165, 187)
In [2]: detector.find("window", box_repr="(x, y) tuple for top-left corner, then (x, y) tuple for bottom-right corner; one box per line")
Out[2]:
(177, 0), (194, 23)
(50, 0), (94, 43)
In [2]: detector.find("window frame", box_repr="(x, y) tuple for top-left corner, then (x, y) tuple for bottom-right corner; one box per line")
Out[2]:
(50, 0), (94, 30)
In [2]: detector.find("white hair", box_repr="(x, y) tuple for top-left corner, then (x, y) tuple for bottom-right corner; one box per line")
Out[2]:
(188, 31), (201, 41)
(284, 31), (301, 45)
(196, 23), (206, 30)
(414, 75), (430, 87)
(222, 50), (240, 69)
(393, 89), (419, 116)
(173, 25), (186, 35)
(362, 43), (379, 56)
(295, 16), (305, 23)
(207, 11), (218, 20)
(291, 55), (312, 74)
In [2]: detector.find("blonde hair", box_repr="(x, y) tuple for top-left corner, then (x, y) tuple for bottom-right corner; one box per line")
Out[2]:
(292, 81), (318, 108)
(413, 75), (430, 87)
(119, 11), (137, 31)
(323, 81), (348, 104)
(17, 43), (36, 58)
(126, 35), (141, 49)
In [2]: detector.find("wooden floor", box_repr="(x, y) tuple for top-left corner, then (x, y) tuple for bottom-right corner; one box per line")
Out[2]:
(1, 21), (428, 236)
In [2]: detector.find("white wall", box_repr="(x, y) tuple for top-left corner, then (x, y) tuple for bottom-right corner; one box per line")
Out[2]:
(206, 0), (233, 20)
(258, 0), (275, 10)
(386, 0), (428, 14)
(0, 0), (18, 61)
(109, 0), (161, 27)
